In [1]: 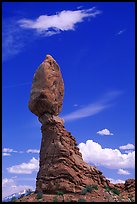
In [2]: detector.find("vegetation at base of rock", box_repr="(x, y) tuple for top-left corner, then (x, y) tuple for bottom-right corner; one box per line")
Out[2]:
(56, 191), (64, 201)
(104, 185), (111, 192)
(53, 196), (58, 202)
(90, 185), (98, 190)
(78, 198), (87, 202)
(56, 190), (64, 196)
(105, 185), (120, 196)
(111, 188), (120, 195)
(81, 185), (98, 195)
(36, 192), (43, 199)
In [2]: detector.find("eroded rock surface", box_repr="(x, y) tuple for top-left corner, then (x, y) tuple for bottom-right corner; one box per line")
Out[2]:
(28, 54), (135, 198)
(36, 114), (111, 193)
(28, 55), (64, 117)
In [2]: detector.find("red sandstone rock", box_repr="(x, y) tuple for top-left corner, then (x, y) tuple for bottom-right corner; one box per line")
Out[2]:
(28, 55), (64, 117)
(28, 54), (135, 200)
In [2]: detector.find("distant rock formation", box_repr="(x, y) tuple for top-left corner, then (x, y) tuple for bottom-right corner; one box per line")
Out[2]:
(28, 54), (135, 197)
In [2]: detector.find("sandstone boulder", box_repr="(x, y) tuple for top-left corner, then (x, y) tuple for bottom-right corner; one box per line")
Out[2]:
(28, 55), (64, 117)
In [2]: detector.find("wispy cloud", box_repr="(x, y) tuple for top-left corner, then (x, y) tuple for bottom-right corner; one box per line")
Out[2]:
(124, 150), (134, 154)
(2, 7), (101, 61)
(117, 168), (130, 175)
(3, 153), (11, 156)
(2, 148), (39, 155)
(63, 91), (121, 122)
(2, 148), (17, 153)
(119, 143), (135, 150)
(2, 19), (24, 61)
(78, 140), (135, 169)
(73, 104), (78, 107)
(26, 149), (40, 154)
(18, 7), (101, 36)
(2, 18), (36, 61)
(116, 29), (126, 36)
(96, 128), (113, 136)
(7, 157), (39, 174)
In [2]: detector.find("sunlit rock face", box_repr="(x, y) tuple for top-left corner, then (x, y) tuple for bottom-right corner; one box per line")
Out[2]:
(28, 55), (118, 194)
(28, 54), (64, 117)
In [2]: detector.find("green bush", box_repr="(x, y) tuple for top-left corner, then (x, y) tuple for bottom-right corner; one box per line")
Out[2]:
(111, 188), (120, 195)
(86, 185), (93, 192)
(105, 185), (111, 192)
(56, 191), (64, 202)
(81, 185), (98, 195)
(36, 192), (43, 199)
(53, 196), (58, 202)
(81, 188), (88, 195)
(56, 190), (64, 196)
(78, 198), (87, 202)
(90, 185), (98, 190)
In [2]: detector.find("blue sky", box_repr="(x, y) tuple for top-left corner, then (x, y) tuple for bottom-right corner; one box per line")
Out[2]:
(2, 2), (135, 198)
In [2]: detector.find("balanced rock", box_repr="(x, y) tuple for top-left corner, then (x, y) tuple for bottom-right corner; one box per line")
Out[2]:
(28, 54), (135, 197)
(28, 54), (111, 194)
(28, 55), (64, 117)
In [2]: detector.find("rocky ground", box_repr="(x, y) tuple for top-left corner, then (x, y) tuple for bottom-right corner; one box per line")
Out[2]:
(16, 179), (135, 202)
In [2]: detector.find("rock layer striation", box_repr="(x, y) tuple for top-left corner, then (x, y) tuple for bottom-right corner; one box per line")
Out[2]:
(28, 54), (135, 195)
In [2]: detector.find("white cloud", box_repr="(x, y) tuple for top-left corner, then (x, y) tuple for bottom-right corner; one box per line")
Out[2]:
(3, 153), (11, 156)
(117, 168), (130, 175)
(96, 128), (113, 135)
(2, 148), (17, 153)
(2, 20), (25, 61)
(73, 104), (78, 107)
(119, 143), (135, 150)
(78, 140), (135, 169)
(2, 178), (34, 199)
(18, 151), (24, 153)
(63, 102), (108, 122)
(7, 157), (39, 174)
(2, 18), (36, 61)
(116, 29), (126, 35)
(107, 178), (125, 184)
(63, 91), (121, 122)
(18, 7), (101, 36)
(26, 149), (40, 154)
(125, 150), (134, 154)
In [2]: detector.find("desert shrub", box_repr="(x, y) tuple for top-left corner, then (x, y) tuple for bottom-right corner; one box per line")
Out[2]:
(81, 188), (88, 195)
(78, 198), (87, 202)
(56, 191), (64, 201)
(91, 185), (98, 190)
(81, 185), (98, 195)
(111, 188), (120, 195)
(36, 192), (43, 199)
(53, 196), (58, 202)
(86, 185), (93, 192)
(56, 190), (64, 196)
(105, 185), (111, 192)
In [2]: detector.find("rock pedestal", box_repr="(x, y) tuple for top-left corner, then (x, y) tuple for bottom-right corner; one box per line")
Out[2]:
(36, 113), (110, 194)
(28, 54), (134, 195)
